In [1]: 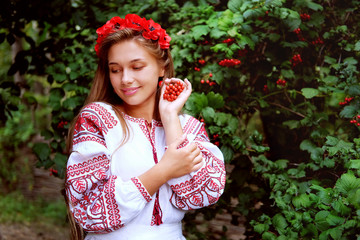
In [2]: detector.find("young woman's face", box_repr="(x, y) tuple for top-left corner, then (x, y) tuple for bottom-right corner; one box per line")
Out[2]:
(108, 40), (164, 109)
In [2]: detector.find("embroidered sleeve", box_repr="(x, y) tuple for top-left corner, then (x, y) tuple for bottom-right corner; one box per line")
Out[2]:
(167, 116), (226, 210)
(65, 103), (152, 234)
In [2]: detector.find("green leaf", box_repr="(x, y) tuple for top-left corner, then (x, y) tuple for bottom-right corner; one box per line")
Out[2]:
(185, 93), (208, 115)
(340, 105), (357, 118)
(220, 145), (234, 163)
(253, 223), (269, 234)
(206, 92), (224, 109)
(292, 193), (312, 208)
(192, 25), (210, 41)
(262, 231), (277, 240)
(210, 28), (226, 39)
(227, 0), (243, 12)
(201, 107), (215, 123)
(349, 160), (360, 170)
(335, 172), (360, 194)
(321, 75), (338, 85)
(325, 136), (339, 146)
(326, 214), (345, 226)
(315, 211), (330, 231)
(272, 213), (288, 235)
(281, 69), (295, 79)
(32, 143), (51, 162)
(347, 85), (360, 96)
(331, 200), (351, 216)
(301, 88), (319, 99)
(355, 41), (360, 51)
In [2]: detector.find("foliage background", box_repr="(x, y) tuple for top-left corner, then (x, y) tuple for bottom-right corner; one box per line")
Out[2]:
(1, 0), (360, 239)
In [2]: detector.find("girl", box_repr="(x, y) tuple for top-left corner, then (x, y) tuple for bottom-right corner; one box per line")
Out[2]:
(65, 14), (225, 240)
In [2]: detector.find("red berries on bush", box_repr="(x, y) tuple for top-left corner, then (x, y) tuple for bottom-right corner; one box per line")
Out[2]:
(263, 84), (269, 93)
(276, 79), (287, 87)
(194, 67), (200, 71)
(222, 38), (235, 44)
(163, 80), (185, 102)
(198, 59), (206, 65)
(300, 13), (311, 21)
(339, 97), (353, 106)
(219, 59), (241, 67)
(291, 54), (302, 67)
(57, 121), (68, 129)
(311, 37), (324, 45)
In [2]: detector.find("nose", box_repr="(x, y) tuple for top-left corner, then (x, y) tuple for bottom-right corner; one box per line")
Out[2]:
(121, 69), (134, 85)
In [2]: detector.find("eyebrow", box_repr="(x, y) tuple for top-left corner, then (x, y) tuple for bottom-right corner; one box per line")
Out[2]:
(108, 58), (143, 65)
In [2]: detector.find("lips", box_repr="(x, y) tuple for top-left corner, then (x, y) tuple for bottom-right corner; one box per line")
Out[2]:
(121, 87), (140, 95)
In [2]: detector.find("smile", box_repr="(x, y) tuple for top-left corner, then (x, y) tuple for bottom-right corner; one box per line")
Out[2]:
(121, 87), (140, 95)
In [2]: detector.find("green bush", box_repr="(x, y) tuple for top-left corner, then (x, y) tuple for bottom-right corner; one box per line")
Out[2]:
(1, 0), (360, 238)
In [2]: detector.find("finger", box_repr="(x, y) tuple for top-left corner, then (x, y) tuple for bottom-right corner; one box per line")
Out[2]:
(192, 158), (204, 172)
(184, 142), (197, 152)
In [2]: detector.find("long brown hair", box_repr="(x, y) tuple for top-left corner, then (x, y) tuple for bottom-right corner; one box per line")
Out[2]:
(64, 28), (175, 240)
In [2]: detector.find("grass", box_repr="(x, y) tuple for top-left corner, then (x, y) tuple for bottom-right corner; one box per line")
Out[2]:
(0, 191), (68, 226)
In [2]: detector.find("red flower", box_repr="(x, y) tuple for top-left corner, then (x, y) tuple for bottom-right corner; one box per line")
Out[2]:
(124, 14), (143, 31)
(95, 14), (171, 56)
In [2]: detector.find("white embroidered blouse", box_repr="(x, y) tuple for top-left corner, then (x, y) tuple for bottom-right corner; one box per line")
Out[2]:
(65, 102), (226, 240)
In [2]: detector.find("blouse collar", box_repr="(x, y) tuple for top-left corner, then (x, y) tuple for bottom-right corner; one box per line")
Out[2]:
(121, 112), (163, 127)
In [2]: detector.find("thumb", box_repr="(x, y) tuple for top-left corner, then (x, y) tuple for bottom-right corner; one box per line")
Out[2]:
(169, 133), (187, 149)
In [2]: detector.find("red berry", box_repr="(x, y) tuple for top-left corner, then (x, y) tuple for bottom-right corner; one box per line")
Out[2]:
(198, 59), (206, 65)
(163, 81), (185, 102)
(200, 79), (205, 84)
(209, 73), (213, 77)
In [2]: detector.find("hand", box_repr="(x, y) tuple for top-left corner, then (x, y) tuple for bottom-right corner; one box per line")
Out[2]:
(159, 78), (192, 121)
(159, 134), (203, 181)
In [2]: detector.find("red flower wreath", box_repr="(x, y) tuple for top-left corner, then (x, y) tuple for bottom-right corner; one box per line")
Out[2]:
(95, 14), (171, 56)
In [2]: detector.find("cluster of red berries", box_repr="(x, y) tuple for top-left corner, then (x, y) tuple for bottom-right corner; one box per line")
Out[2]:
(339, 97), (354, 106)
(293, 28), (305, 41)
(198, 59), (206, 65)
(311, 37), (324, 45)
(300, 13), (311, 21)
(212, 134), (220, 146)
(263, 84), (269, 93)
(219, 59), (241, 67)
(293, 28), (301, 34)
(276, 79), (287, 87)
(291, 54), (303, 67)
(350, 115), (360, 126)
(163, 81), (185, 102)
(222, 38), (235, 44)
(57, 121), (68, 129)
(194, 67), (201, 71)
(200, 79), (216, 86)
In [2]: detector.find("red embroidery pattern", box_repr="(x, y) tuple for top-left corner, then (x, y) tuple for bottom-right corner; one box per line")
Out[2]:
(169, 117), (226, 210)
(67, 154), (110, 178)
(73, 102), (118, 146)
(87, 103), (118, 129)
(183, 116), (201, 135)
(73, 136), (106, 146)
(131, 177), (152, 202)
(66, 153), (124, 233)
(104, 176), (123, 231)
